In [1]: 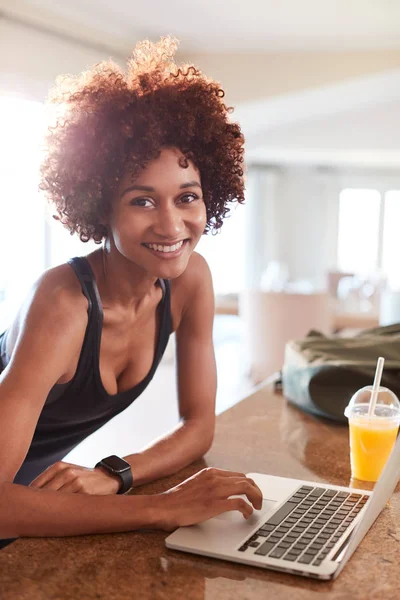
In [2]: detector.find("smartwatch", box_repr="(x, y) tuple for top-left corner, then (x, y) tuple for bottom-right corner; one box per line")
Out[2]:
(95, 455), (133, 494)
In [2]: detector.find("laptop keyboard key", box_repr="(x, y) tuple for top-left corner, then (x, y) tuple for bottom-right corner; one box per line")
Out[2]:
(290, 497), (303, 504)
(259, 524), (275, 532)
(265, 502), (298, 526)
(285, 535), (297, 543)
(284, 553), (298, 561)
(288, 547), (302, 556)
(298, 553), (315, 564)
(269, 546), (287, 559)
(255, 541), (276, 556)
(292, 527), (304, 534)
(323, 490), (336, 497)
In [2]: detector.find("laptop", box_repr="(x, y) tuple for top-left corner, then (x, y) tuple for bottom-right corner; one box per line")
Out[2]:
(166, 433), (400, 580)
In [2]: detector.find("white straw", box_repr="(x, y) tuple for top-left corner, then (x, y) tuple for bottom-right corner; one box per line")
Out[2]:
(368, 356), (385, 417)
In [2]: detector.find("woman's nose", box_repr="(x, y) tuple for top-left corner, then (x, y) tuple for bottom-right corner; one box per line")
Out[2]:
(153, 205), (185, 239)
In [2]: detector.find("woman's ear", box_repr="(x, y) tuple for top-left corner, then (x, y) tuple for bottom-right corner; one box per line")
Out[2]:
(103, 232), (112, 254)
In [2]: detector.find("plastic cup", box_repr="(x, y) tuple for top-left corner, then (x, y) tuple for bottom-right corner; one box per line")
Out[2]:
(344, 386), (400, 482)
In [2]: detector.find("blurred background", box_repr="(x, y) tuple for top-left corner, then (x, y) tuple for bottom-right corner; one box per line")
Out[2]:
(1, 0), (400, 460)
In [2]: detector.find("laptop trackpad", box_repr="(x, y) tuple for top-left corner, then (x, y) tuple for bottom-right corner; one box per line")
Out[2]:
(215, 499), (276, 524)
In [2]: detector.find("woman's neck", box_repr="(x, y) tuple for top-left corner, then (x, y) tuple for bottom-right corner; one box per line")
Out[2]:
(87, 247), (159, 313)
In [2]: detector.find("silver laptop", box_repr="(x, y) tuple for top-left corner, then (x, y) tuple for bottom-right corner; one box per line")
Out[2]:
(166, 433), (400, 580)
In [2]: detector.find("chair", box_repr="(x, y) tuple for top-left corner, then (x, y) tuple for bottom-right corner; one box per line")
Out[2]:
(239, 290), (332, 384)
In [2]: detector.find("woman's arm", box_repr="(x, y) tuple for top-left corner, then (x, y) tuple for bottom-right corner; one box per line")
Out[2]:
(0, 271), (161, 538)
(0, 265), (261, 539)
(1, 467), (262, 538)
(0, 270), (146, 537)
(118, 252), (217, 485)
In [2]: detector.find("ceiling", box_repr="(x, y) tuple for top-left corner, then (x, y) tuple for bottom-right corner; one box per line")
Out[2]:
(2, 0), (400, 168)
(237, 66), (400, 168)
(4, 0), (400, 54)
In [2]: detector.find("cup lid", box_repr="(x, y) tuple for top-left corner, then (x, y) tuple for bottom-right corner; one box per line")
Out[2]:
(344, 385), (400, 420)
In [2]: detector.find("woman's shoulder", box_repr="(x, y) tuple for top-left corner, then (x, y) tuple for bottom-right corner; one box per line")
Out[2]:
(172, 252), (211, 287)
(169, 252), (213, 330)
(31, 262), (88, 315)
(170, 252), (211, 298)
(6, 262), (88, 349)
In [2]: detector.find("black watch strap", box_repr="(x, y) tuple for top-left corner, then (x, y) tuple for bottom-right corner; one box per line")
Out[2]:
(95, 455), (133, 494)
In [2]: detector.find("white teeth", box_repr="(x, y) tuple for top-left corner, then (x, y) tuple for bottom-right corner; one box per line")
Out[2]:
(146, 241), (184, 253)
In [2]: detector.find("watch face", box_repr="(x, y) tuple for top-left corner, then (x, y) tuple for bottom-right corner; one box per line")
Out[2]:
(103, 455), (130, 473)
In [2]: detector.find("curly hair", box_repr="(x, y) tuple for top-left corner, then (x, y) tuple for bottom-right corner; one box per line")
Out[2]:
(39, 37), (245, 243)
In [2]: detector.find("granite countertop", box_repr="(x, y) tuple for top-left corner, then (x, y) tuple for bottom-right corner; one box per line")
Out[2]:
(1, 384), (399, 600)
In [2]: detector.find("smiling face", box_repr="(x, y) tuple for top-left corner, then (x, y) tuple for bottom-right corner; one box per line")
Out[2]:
(107, 147), (207, 279)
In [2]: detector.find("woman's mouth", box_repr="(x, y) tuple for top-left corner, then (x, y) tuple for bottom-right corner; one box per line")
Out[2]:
(142, 239), (188, 258)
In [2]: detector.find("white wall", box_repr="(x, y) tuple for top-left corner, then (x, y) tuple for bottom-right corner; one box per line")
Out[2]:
(0, 19), (119, 100)
(2, 16), (400, 107)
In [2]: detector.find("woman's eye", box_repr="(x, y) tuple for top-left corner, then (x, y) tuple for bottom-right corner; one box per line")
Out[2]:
(130, 197), (153, 207)
(179, 193), (199, 203)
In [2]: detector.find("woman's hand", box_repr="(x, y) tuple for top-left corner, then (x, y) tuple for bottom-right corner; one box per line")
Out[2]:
(156, 467), (263, 531)
(29, 462), (120, 495)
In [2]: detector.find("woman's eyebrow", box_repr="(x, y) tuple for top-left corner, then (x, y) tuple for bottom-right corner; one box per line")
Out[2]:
(180, 181), (202, 189)
(120, 180), (201, 197)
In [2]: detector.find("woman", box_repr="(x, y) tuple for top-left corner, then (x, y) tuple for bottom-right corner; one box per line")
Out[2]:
(0, 37), (262, 542)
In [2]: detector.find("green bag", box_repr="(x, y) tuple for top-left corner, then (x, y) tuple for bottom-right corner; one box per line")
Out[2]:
(281, 324), (400, 423)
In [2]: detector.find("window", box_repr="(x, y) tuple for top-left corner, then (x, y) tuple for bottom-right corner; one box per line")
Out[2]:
(381, 191), (400, 287)
(0, 98), (46, 330)
(337, 187), (400, 281)
(337, 188), (381, 274)
(0, 97), (95, 331)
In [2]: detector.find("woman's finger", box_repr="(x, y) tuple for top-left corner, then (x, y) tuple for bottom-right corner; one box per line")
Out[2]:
(217, 477), (263, 510)
(38, 468), (79, 491)
(201, 467), (247, 479)
(58, 480), (83, 494)
(222, 497), (254, 519)
(29, 467), (62, 489)
(241, 478), (264, 509)
(29, 461), (75, 489)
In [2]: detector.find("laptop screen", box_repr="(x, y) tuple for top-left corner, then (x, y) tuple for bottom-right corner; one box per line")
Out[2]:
(334, 432), (400, 577)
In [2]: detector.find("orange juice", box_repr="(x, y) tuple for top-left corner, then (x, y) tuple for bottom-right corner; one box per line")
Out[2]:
(349, 418), (399, 482)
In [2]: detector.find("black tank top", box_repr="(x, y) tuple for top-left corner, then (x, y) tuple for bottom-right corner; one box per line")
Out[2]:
(0, 257), (172, 486)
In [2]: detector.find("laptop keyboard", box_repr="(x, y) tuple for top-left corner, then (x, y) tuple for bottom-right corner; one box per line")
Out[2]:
(239, 485), (369, 566)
